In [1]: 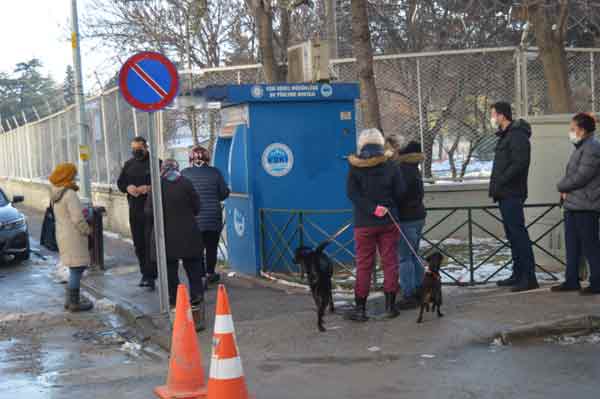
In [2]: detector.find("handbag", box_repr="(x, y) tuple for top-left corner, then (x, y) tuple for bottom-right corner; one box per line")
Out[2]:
(40, 189), (68, 252)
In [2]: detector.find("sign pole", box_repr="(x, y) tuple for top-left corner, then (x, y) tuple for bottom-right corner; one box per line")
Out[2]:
(70, 0), (92, 205)
(148, 112), (169, 314)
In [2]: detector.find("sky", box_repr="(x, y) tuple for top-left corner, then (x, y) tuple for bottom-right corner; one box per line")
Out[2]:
(0, 0), (115, 94)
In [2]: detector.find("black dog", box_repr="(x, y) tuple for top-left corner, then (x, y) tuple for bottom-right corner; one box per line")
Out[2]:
(294, 241), (335, 332)
(417, 252), (444, 324)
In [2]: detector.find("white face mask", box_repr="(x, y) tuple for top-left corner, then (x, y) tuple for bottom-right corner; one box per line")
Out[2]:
(569, 130), (583, 145)
(490, 117), (499, 129)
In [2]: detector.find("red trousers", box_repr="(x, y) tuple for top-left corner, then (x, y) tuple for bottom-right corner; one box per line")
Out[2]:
(354, 224), (400, 298)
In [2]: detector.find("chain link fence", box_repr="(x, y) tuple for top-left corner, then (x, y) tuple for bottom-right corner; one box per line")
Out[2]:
(1, 47), (599, 185)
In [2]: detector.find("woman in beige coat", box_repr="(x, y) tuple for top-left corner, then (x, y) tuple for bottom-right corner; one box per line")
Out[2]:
(49, 163), (93, 312)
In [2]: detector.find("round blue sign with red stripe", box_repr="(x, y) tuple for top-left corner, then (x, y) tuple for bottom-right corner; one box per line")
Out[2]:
(118, 52), (179, 112)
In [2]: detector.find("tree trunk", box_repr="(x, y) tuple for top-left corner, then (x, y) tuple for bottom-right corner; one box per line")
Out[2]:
(255, 1), (279, 83)
(351, 0), (382, 131)
(529, 2), (575, 113)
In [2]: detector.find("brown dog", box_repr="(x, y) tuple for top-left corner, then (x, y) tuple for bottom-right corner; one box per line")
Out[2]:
(417, 252), (444, 324)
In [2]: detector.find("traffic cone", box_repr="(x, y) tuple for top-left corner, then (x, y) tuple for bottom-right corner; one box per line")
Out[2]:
(207, 284), (253, 399)
(154, 284), (207, 399)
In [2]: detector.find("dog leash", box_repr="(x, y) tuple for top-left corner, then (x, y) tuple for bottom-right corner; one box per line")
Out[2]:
(386, 212), (428, 269)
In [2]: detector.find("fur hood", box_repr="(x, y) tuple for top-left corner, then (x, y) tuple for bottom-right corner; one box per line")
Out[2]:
(348, 154), (389, 168)
(394, 152), (424, 164)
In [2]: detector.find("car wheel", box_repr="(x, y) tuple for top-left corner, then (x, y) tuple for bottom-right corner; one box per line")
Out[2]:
(14, 239), (31, 262)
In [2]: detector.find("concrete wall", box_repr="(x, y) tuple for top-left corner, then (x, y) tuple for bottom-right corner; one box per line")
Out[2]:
(527, 114), (573, 268)
(0, 178), (132, 238)
(1, 176), (500, 242)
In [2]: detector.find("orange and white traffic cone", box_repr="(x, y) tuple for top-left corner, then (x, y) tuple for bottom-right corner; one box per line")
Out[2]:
(154, 284), (208, 399)
(207, 284), (253, 399)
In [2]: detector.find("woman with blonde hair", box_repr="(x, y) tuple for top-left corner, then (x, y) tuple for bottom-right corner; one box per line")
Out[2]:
(49, 163), (93, 312)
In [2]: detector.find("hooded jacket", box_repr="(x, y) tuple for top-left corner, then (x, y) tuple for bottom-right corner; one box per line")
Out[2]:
(557, 135), (600, 212)
(391, 152), (426, 221)
(347, 144), (407, 228)
(489, 119), (532, 201)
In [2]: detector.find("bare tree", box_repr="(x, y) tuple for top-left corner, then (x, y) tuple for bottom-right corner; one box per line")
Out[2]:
(351, 0), (382, 130)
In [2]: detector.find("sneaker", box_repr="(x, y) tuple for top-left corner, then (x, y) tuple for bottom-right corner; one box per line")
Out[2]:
(207, 273), (221, 284)
(550, 283), (580, 292)
(579, 287), (600, 296)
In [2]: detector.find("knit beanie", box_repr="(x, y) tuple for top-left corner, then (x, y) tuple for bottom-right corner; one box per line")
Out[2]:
(357, 128), (385, 152)
(49, 163), (79, 190)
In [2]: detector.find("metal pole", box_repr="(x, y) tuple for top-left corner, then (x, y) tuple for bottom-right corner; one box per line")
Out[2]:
(148, 112), (169, 314)
(468, 209), (474, 285)
(326, 0), (338, 59)
(521, 49), (529, 117)
(515, 49), (523, 118)
(416, 59), (426, 178)
(100, 93), (112, 184)
(71, 0), (92, 204)
(591, 52), (596, 113)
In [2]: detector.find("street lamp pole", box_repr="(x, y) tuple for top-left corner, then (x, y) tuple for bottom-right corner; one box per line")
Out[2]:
(71, 0), (92, 204)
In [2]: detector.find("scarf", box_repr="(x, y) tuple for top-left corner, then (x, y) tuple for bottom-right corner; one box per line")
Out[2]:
(160, 159), (181, 182)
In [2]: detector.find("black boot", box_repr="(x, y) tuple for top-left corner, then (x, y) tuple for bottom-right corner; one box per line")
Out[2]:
(191, 296), (206, 332)
(64, 287), (71, 310)
(511, 273), (539, 292)
(345, 297), (368, 322)
(384, 293), (399, 319)
(146, 279), (156, 291)
(68, 288), (93, 312)
(497, 274), (518, 287)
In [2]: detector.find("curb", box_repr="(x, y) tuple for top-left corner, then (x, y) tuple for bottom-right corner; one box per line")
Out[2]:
(494, 314), (600, 345)
(81, 279), (172, 351)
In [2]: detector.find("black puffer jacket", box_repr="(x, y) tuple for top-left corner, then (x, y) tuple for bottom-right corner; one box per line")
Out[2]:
(347, 145), (407, 228)
(145, 176), (202, 261)
(489, 119), (532, 201)
(557, 135), (600, 212)
(392, 152), (426, 222)
(181, 165), (230, 232)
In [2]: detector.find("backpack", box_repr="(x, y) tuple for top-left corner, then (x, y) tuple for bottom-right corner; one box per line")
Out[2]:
(40, 189), (68, 252)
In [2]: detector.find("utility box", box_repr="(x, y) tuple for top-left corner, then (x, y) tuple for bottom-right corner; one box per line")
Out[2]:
(209, 83), (359, 275)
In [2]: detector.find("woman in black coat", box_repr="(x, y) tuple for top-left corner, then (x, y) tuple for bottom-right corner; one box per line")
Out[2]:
(146, 159), (204, 306)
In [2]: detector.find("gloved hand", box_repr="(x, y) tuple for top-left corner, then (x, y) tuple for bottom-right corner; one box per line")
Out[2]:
(374, 206), (389, 218)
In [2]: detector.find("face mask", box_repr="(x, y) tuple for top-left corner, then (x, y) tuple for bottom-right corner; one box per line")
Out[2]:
(132, 149), (146, 160)
(568, 131), (583, 145)
(490, 117), (499, 129)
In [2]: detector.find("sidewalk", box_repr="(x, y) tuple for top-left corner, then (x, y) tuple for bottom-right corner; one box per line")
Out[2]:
(21, 205), (600, 399)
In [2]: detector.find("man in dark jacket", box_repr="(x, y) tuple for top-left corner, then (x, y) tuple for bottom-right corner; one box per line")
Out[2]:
(182, 146), (230, 285)
(346, 128), (406, 321)
(117, 137), (154, 288)
(489, 102), (539, 292)
(553, 113), (600, 295)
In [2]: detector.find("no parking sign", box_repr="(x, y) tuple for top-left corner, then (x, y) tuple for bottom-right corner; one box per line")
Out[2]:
(118, 51), (179, 112)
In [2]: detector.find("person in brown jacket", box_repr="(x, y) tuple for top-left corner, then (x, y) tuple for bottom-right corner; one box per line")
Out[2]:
(49, 163), (93, 312)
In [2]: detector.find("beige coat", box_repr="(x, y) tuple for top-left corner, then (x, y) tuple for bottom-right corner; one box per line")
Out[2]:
(51, 187), (91, 268)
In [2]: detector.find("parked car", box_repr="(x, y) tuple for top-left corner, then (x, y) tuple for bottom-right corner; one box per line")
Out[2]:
(0, 188), (30, 262)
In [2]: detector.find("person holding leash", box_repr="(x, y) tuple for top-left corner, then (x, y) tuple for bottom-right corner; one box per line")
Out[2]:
(346, 128), (406, 321)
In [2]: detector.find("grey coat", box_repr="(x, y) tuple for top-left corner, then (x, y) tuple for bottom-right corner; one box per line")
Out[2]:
(181, 165), (230, 231)
(557, 135), (600, 212)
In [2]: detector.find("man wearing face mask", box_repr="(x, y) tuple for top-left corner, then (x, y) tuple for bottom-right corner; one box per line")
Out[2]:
(489, 102), (539, 292)
(553, 113), (600, 295)
(181, 145), (230, 286)
(117, 137), (155, 289)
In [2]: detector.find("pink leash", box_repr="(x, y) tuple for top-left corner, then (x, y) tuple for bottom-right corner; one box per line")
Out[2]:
(387, 212), (428, 269)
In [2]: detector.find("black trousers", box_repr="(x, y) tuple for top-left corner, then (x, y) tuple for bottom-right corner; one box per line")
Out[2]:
(564, 211), (600, 290)
(129, 205), (156, 279)
(499, 197), (537, 283)
(200, 231), (221, 276)
(167, 258), (204, 305)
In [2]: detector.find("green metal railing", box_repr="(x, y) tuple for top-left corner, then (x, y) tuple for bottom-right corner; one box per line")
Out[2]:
(259, 203), (566, 286)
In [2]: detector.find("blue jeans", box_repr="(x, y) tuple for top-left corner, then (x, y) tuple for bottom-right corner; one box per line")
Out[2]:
(564, 211), (600, 290)
(498, 197), (537, 283)
(68, 266), (87, 290)
(397, 219), (425, 298)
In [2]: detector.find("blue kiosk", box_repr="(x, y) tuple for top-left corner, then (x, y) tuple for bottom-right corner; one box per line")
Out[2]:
(203, 83), (360, 275)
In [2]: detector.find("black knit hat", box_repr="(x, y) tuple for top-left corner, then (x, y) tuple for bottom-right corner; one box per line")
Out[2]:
(398, 140), (422, 155)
